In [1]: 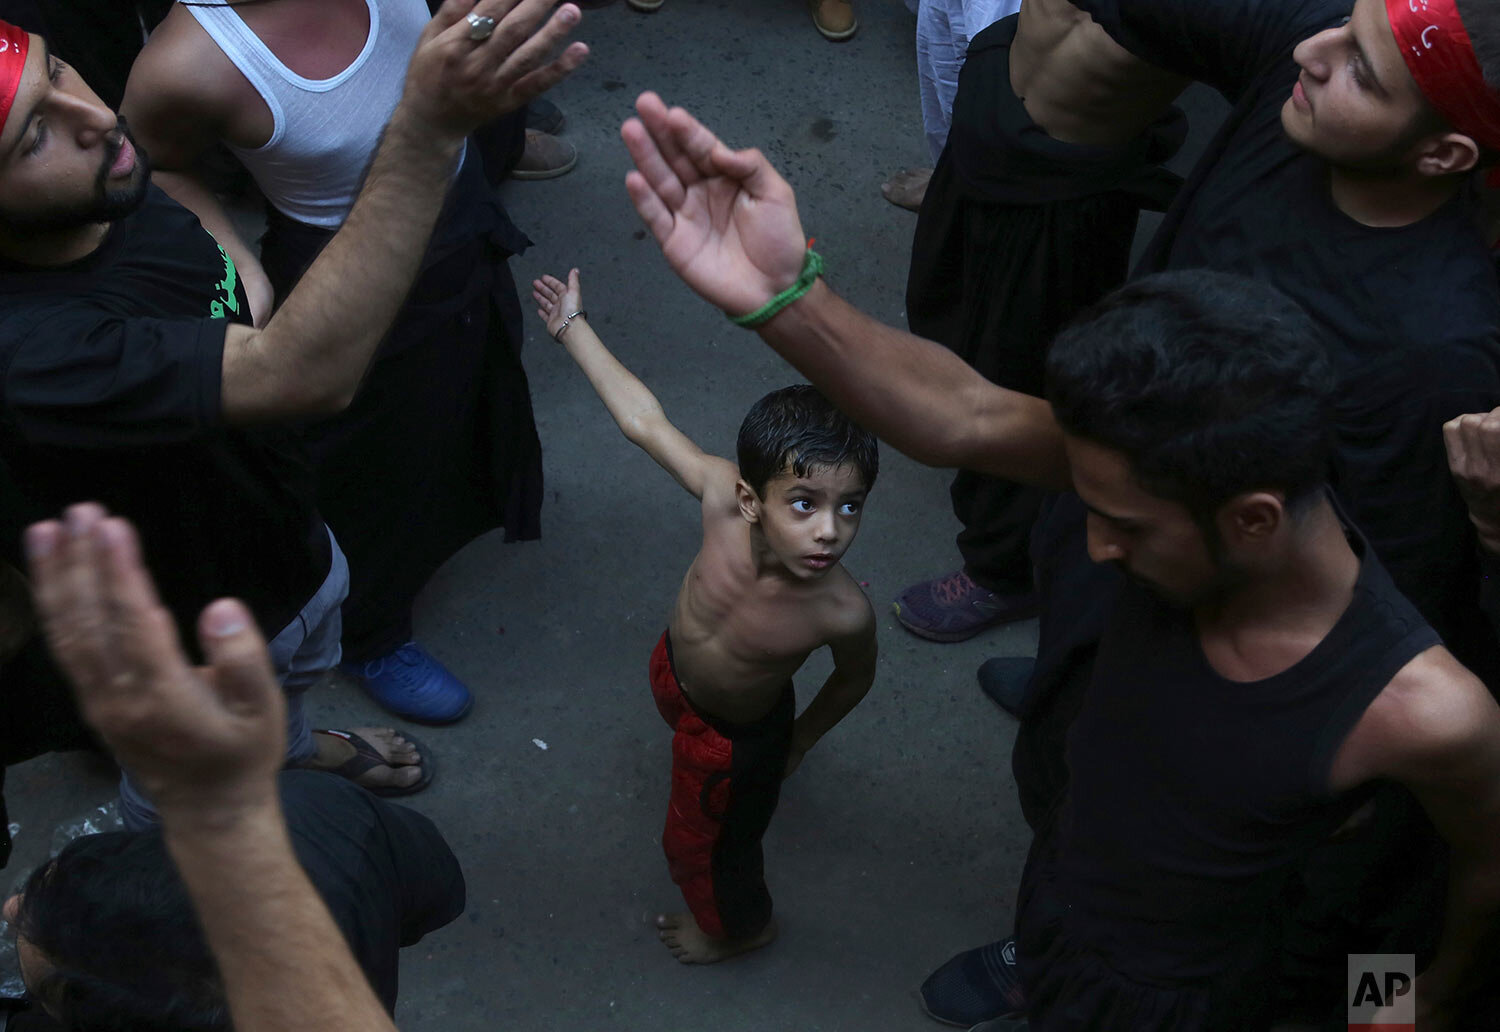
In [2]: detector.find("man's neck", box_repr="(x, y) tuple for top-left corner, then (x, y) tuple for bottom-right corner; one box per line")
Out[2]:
(1329, 164), (1462, 228)
(1193, 499), (1361, 682)
(0, 222), (110, 267)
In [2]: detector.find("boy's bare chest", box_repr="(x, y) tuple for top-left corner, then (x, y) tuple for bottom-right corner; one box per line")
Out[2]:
(668, 554), (838, 721)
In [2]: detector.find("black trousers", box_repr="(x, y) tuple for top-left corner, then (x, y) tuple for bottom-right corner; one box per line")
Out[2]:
(260, 160), (542, 663)
(905, 147), (1142, 593)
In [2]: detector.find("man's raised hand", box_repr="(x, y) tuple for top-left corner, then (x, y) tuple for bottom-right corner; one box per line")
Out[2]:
(622, 92), (809, 318)
(26, 505), (286, 824)
(404, 0), (589, 140)
(1445, 408), (1500, 553)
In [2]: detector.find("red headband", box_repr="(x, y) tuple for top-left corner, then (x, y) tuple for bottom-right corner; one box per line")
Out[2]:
(0, 20), (27, 138)
(1387, 0), (1500, 152)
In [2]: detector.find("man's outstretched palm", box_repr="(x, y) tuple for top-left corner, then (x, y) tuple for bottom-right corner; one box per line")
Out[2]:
(623, 93), (809, 318)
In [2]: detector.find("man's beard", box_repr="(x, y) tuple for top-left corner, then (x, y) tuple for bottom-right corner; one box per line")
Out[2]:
(0, 118), (151, 232)
(1112, 552), (1251, 612)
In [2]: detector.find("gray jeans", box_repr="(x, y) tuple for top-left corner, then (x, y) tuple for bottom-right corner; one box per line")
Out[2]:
(118, 529), (349, 831)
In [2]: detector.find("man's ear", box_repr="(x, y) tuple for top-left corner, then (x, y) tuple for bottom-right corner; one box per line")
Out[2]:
(1218, 491), (1286, 547)
(736, 479), (761, 524)
(1415, 131), (1481, 177)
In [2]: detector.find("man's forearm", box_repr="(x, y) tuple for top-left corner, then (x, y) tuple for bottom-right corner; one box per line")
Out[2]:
(760, 281), (1071, 489)
(163, 803), (399, 1032)
(221, 109), (465, 422)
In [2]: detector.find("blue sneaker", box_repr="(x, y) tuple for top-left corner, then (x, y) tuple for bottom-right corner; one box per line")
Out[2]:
(342, 642), (474, 725)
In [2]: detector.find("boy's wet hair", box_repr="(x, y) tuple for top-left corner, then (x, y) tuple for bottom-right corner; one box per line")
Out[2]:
(736, 385), (878, 497)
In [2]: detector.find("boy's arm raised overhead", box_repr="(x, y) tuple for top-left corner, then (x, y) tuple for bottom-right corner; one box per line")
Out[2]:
(784, 591), (877, 779)
(535, 269), (734, 500)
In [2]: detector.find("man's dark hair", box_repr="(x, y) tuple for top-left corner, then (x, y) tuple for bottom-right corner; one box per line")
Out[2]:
(1408, 1), (1500, 165)
(736, 385), (878, 498)
(1045, 270), (1334, 525)
(1458, 0), (1500, 92)
(14, 831), (229, 1031)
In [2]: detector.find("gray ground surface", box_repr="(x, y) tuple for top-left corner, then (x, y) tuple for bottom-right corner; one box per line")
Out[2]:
(5, 2), (1226, 1029)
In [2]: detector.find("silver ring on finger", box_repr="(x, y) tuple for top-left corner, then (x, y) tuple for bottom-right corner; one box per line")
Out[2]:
(466, 12), (497, 41)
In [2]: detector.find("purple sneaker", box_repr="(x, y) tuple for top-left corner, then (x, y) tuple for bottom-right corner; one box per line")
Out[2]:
(893, 570), (1038, 643)
(342, 642), (474, 725)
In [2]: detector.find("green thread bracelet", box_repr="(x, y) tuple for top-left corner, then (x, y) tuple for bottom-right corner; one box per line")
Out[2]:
(728, 250), (824, 328)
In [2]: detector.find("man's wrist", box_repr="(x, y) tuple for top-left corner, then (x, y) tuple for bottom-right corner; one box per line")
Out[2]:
(1470, 511), (1500, 554)
(757, 275), (835, 337)
(158, 783), (283, 842)
(382, 104), (468, 166)
(729, 250), (823, 329)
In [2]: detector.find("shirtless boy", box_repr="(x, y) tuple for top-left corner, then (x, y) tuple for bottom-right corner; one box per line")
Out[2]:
(533, 268), (879, 964)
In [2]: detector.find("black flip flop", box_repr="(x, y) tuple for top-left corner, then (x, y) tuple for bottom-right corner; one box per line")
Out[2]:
(301, 728), (434, 798)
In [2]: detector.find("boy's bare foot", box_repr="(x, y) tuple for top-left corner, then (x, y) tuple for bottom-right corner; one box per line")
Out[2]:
(655, 912), (778, 964)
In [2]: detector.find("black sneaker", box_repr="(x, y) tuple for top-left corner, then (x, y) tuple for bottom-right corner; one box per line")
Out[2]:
(977, 657), (1035, 719)
(920, 937), (1027, 1028)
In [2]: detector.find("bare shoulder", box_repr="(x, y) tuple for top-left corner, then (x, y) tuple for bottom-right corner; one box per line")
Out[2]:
(126, 8), (244, 135)
(1334, 646), (1500, 790)
(699, 457), (746, 521)
(819, 568), (876, 642)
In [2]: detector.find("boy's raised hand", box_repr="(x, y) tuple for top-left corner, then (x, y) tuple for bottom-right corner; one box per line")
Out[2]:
(533, 269), (584, 340)
(622, 93), (809, 319)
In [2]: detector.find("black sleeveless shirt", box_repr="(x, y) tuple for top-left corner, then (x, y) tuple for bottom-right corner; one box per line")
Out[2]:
(1044, 526), (1439, 987)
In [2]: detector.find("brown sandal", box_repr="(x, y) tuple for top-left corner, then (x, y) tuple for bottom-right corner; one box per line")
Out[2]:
(292, 729), (434, 798)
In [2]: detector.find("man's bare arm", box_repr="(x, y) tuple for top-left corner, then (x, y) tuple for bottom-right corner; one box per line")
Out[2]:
(26, 506), (400, 1032)
(534, 269), (733, 500)
(619, 92), (1071, 490)
(217, 0), (587, 423)
(763, 281), (1070, 486)
(122, 15), (276, 326)
(1333, 648), (1500, 1026)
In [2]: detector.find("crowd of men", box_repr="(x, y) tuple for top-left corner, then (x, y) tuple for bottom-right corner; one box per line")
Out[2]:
(3, 0), (1500, 1030)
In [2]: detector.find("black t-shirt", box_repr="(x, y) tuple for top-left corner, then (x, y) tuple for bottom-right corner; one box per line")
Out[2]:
(1069, 0), (1500, 687)
(280, 771), (466, 1012)
(0, 186), (330, 640)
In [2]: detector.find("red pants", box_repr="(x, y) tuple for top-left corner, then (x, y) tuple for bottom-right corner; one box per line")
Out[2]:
(650, 630), (794, 940)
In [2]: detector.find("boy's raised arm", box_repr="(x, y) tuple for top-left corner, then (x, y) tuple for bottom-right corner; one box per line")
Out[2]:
(534, 270), (731, 500)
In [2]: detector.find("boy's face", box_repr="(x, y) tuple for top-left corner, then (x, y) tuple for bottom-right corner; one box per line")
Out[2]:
(740, 463), (869, 579)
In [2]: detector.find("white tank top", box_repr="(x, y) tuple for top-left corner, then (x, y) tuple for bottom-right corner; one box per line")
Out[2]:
(186, 0), (459, 229)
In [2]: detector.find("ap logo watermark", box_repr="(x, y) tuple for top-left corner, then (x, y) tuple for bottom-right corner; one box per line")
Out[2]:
(1348, 954), (1415, 1031)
